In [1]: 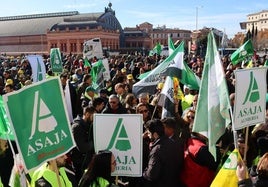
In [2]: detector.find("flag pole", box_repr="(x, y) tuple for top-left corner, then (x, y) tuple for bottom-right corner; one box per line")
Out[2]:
(229, 103), (238, 149)
(243, 126), (249, 162)
(51, 159), (62, 187)
(151, 94), (160, 120)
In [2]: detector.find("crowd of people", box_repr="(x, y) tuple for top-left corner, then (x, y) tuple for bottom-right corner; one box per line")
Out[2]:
(0, 50), (268, 187)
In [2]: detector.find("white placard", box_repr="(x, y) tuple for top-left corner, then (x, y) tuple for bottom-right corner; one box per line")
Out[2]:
(94, 114), (143, 177)
(233, 67), (267, 130)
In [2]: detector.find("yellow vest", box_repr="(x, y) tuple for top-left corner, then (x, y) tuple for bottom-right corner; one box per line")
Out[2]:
(0, 177), (3, 187)
(91, 177), (109, 187)
(31, 164), (72, 187)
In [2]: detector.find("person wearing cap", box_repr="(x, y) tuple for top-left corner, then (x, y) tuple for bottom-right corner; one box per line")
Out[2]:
(3, 70), (13, 85)
(125, 74), (135, 93)
(81, 86), (97, 108)
(143, 119), (182, 187)
(4, 79), (14, 94)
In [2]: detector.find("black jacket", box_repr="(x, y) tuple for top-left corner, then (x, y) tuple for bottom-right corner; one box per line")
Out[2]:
(70, 119), (95, 181)
(102, 103), (128, 114)
(143, 136), (181, 187)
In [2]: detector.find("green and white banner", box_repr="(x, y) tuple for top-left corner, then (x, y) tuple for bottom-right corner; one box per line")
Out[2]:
(50, 48), (63, 73)
(234, 67), (267, 130)
(27, 55), (46, 82)
(94, 114), (143, 177)
(3, 78), (75, 171)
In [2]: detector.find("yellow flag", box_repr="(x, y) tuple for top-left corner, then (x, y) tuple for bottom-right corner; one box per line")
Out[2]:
(173, 77), (185, 100)
(210, 149), (244, 187)
(246, 60), (253, 68)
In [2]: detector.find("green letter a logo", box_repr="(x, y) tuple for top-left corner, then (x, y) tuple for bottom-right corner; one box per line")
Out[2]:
(242, 71), (260, 104)
(29, 91), (57, 140)
(106, 118), (131, 151)
(37, 58), (44, 81)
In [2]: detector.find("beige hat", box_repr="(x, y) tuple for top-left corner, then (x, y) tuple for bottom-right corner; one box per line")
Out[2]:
(127, 74), (133, 79)
(5, 79), (13, 86)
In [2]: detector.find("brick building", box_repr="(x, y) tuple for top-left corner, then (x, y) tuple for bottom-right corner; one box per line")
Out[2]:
(0, 3), (192, 56)
(0, 3), (123, 55)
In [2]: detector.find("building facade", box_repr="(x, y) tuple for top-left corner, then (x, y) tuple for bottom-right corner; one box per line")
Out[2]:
(0, 3), (192, 56)
(0, 3), (123, 55)
(123, 22), (191, 54)
(240, 10), (268, 32)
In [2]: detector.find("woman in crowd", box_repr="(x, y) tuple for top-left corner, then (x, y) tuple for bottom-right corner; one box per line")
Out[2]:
(79, 150), (118, 187)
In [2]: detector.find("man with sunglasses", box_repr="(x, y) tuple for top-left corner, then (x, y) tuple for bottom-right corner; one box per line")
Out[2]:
(102, 94), (128, 114)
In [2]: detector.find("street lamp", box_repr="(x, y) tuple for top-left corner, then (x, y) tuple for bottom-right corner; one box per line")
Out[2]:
(195, 6), (203, 31)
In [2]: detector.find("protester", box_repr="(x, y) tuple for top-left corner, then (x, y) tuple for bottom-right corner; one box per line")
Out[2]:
(31, 154), (73, 187)
(92, 97), (106, 113)
(71, 106), (96, 182)
(114, 83), (128, 106)
(143, 119), (182, 187)
(125, 93), (138, 114)
(237, 153), (268, 187)
(138, 92), (159, 119)
(161, 117), (184, 181)
(78, 150), (118, 187)
(76, 74), (92, 117)
(81, 86), (97, 108)
(180, 132), (219, 187)
(102, 94), (128, 114)
(182, 109), (195, 132)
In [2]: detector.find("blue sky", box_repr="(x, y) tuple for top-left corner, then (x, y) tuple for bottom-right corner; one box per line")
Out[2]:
(1, 0), (268, 38)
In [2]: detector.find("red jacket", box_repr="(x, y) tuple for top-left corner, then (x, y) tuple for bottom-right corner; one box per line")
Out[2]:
(180, 138), (215, 187)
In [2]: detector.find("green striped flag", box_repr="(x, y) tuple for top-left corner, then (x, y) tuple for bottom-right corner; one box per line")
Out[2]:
(163, 42), (200, 90)
(168, 35), (175, 56)
(149, 42), (162, 56)
(158, 76), (175, 118)
(192, 31), (231, 159)
(231, 40), (254, 65)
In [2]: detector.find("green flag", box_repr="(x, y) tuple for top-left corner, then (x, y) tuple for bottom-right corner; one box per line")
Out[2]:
(50, 48), (63, 73)
(0, 95), (14, 140)
(133, 42), (183, 95)
(84, 57), (91, 68)
(231, 40), (254, 65)
(90, 60), (105, 90)
(168, 35), (175, 56)
(192, 31), (231, 159)
(149, 42), (162, 56)
(163, 42), (200, 90)
(264, 59), (268, 67)
(3, 78), (75, 170)
(138, 71), (151, 80)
